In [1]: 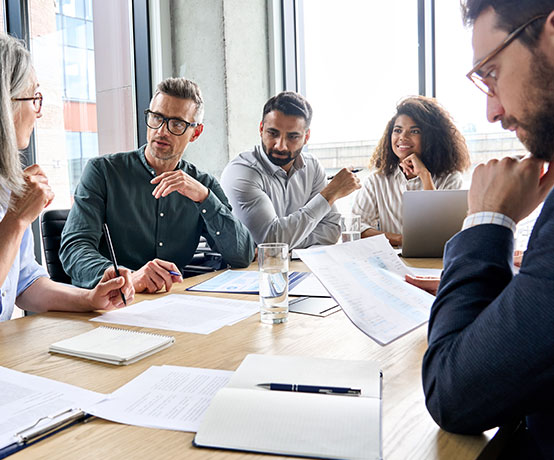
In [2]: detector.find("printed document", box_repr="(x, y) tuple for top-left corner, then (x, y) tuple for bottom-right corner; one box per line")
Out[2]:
(0, 366), (105, 450)
(91, 294), (258, 334)
(88, 365), (232, 432)
(296, 235), (435, 345)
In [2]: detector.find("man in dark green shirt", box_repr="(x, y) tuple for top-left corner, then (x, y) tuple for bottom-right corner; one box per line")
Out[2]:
(60, 78), (255, 293)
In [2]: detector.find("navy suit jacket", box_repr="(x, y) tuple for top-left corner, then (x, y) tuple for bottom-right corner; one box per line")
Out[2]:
(423, 191), (554, 458)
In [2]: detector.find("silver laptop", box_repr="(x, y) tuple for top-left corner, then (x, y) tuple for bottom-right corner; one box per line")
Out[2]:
(401, 190), (468, 258)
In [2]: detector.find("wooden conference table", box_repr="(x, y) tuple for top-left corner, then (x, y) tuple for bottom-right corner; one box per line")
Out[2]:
(0, 259), (496, 460)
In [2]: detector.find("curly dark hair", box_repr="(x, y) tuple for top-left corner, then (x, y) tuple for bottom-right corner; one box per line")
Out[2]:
(370, 96), (470, 177)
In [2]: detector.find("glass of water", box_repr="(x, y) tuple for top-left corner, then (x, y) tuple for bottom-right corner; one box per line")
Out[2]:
(258, 242), (289, 324)
(341, 215), (361, 242)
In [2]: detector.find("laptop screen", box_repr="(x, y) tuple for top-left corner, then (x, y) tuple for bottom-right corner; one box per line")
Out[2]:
(401, 190), (468, 258)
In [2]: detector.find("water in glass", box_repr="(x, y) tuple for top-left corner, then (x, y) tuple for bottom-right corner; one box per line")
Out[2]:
(259, 269), (288, 324)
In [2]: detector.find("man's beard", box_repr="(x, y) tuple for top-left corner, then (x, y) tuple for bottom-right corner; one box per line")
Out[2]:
(261, 141), (303, 167)
(149, 137), (182, 162)
(505, 50), (554, 161)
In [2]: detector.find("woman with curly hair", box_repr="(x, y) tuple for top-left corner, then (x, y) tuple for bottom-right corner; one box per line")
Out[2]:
(352, 96), (470, 246)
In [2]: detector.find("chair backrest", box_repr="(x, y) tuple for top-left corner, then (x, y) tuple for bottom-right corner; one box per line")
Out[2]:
(40, 209), (72, 284)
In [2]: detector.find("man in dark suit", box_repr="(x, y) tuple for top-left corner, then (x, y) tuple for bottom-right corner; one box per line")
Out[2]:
(422, 1), (554, 458)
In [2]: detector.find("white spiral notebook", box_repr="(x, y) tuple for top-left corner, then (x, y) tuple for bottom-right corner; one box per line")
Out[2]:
(49, 326), (175, 365)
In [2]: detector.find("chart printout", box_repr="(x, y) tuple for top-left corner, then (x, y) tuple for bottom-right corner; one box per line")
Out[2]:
(296, 235), (435, 345)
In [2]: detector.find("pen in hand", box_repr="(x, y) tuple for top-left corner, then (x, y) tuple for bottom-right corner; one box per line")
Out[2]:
(102, 223), (127, 306)
(257, 383), (361, 396)
(327, 168), (362, 181)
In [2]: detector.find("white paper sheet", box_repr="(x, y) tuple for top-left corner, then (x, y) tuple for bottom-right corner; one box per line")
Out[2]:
(91, 294), (258, 334)
(289, 273), (331, 297)
(186, 270), (309, 294)
(296, 234), (435, 345)
(88, 365), (233, 432)
(0, 366), (105, 449)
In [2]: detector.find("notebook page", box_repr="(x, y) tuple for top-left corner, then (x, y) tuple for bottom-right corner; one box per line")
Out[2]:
(227, 354), (381, 399)
(195, 387), (381, 460)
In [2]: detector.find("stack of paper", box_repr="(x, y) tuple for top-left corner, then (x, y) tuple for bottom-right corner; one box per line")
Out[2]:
(0, 366), (105, 453)
(91, 294), (258, 334)
(0, 363), (234, 450)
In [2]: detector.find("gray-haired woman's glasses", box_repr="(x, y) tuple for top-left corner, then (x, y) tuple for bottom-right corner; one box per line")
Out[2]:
(12, 92), (43, 113)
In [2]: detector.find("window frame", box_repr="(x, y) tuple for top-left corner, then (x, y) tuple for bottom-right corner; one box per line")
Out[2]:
(4, 0), (152, 262)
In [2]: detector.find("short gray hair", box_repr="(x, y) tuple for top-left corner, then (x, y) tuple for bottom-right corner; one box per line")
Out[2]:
(0, 34), (34, 207)
(151, 77), (204, 123)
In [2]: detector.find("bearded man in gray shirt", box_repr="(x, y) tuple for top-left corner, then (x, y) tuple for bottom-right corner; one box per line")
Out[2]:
(221, 92), (360, 249)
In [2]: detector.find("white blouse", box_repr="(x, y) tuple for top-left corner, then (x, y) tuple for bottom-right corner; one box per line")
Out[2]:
(351, 167), (463, 234)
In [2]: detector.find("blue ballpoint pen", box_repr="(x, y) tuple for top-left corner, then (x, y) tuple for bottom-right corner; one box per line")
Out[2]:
(257, 382), (361, 396)
(168, 270), (182, 277)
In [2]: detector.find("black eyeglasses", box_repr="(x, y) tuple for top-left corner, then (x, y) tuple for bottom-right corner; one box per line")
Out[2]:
(12, 92), (43, 113)
(144, 109), (198, 136)
(466, 14), (547, 97)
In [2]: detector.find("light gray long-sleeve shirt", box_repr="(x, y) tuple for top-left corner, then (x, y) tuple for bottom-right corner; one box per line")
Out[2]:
(220, 145), (340, 249)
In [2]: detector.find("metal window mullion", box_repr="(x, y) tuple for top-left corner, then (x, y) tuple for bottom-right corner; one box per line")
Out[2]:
(418, 0), (426, 96)
(132, 0), (152, 148)
(282, 0), (298, 91)
(418, 0), (436, 97)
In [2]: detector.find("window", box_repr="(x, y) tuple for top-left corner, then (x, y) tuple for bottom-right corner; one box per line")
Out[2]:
(295, 0), (531, 214)
(301, 0), (419, 167)
(27, 0), (136, 209)
(434, 1), (526, 177)
(298, 0), (419, 212)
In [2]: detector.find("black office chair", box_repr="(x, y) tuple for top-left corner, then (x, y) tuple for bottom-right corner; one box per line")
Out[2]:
(40, 209), (72, 284)
(181, 237), (224, 278)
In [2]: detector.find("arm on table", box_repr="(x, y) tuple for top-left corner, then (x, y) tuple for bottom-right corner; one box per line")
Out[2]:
(16, 266), (135, 313)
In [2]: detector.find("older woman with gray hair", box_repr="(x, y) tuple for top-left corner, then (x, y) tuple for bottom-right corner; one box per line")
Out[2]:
(0, 34), (134, 321)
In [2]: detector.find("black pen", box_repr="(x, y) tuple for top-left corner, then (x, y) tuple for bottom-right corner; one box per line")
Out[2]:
(327, 168), (362, 180)
(102, 223), (126, 306)
(257, 383), (361, 396)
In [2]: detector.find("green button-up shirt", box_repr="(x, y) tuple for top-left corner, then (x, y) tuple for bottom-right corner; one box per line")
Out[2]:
(60, 146), (255, 288)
